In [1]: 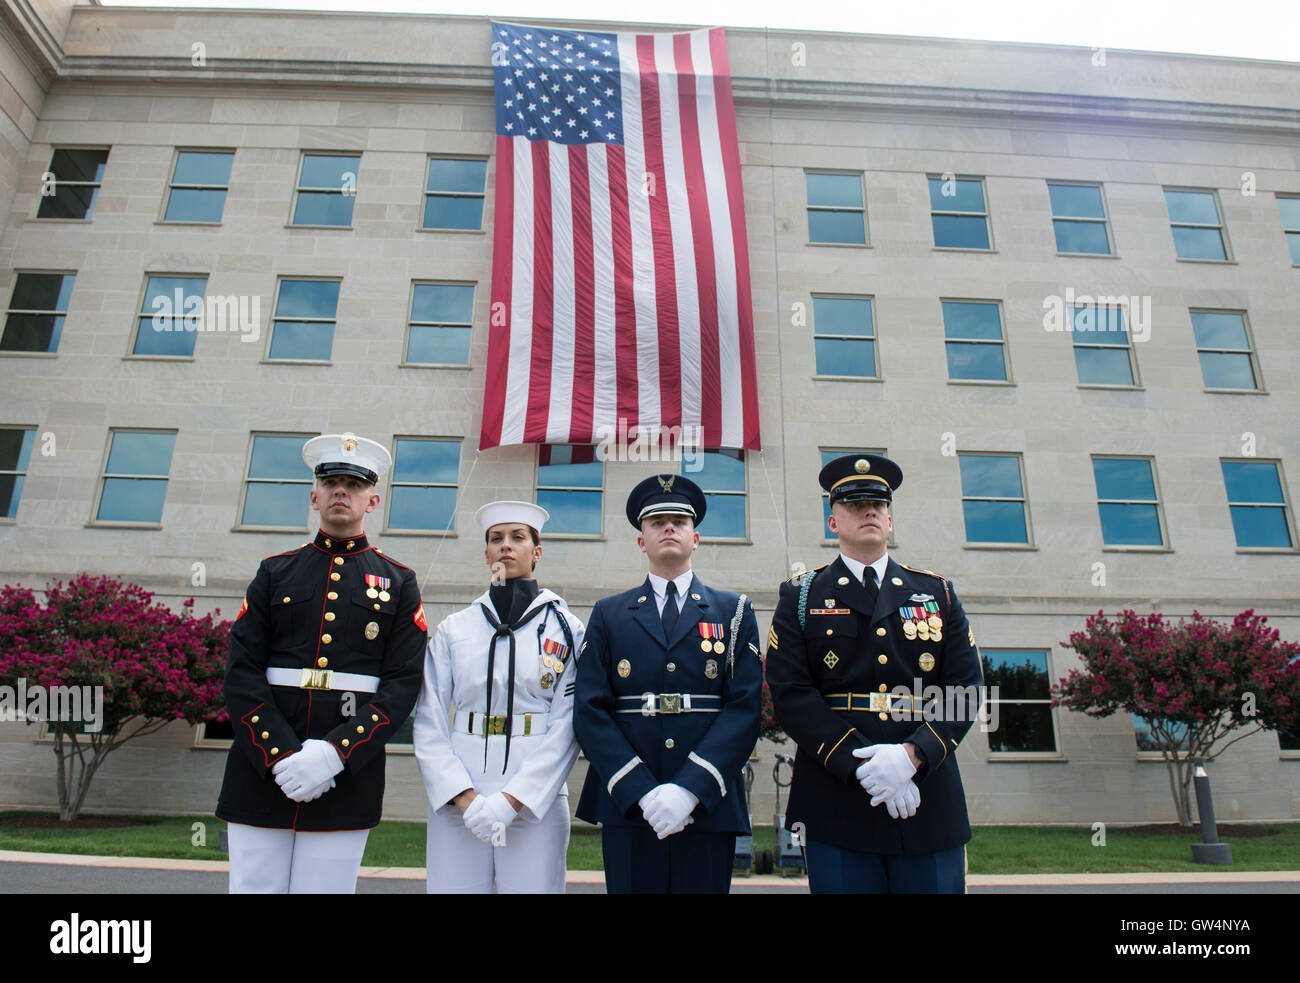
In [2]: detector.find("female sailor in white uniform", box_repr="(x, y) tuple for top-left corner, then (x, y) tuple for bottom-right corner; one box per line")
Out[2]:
(413, 501), (583, 893)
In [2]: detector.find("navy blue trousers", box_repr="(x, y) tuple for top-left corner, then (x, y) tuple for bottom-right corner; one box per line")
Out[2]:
(804, 840), (965, 894)
(601, 826), (736, 894)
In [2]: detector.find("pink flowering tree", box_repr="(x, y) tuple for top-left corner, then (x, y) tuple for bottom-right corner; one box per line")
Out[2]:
(0, 575), (229, 820)
(1053, 610), (1300, 826)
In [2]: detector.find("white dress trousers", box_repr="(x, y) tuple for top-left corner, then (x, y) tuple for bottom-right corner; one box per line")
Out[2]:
(227, 823), (370, 894)
(413, 589), (584, 894)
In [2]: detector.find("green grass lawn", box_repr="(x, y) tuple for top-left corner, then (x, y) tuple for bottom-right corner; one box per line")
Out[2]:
(2, 813), (1297, 874)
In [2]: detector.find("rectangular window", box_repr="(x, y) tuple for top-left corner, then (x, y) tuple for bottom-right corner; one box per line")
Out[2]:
(812, 295), (876, 377)
(2, 273), (75, 353)
(240, 433), (313, 528)
(386, 438), (460, 533)
(292, 153), (359, 227)
(94, 430), (177, 524)
(423, 158), (488, 230)
(1048, 182), (1112, 255)
(1071, 304), (1136, 385)
(268, 279), (340, 361)
(36, 148), (109, 220)
(820, 447), (887, 539)
(1190, 310), (1259, 390)
(982, 650), (1057, 753)
(1220, 459), (1294, 549)
(536, 445), (603, 536)
(929, 175), (990, 249)
(0, 427), (36, 519)
(1277, 195), (1300, 265)
(163, 150), (234, 223)
(805, 172), (866, 245)
(1092, 457), (1165, 547)
(1134, 716), (1189, 753)
(132, 275), (208, 357)
(942, 300), (1008, 381)
(688, 449), (747, 539)
(406, 283), (473, 365)
(1164, 189), (1229, 261)
(959, 453), (1030, 545)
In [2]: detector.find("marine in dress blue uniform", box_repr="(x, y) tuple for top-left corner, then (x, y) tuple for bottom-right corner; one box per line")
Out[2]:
(574, 475), (762, 893)
(765, 454), (983, 893)
(216, 433), (427, 893)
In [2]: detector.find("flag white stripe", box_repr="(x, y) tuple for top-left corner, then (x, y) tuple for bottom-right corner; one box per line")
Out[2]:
(547, 144), (575, 443)
(503, 136), (534, 447)
(617, 32), (660, 429)
(587, 147), (618, 439)
(691, 29), (742, 448)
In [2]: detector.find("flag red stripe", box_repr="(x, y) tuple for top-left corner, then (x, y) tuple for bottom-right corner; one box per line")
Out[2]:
(524, 142), (555, 444)
(709, 27), (761, 450)
(568, 145), (596, 443)
(637, 35), (682, 430)
(674, 32), (722, 445)
(606, 143), (639, 429)
(481, 134), (514, 450)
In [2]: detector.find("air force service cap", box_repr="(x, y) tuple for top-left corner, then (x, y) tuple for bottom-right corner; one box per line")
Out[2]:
(475, 500), (550, 536)
(819, 453), (903, 505)
(626, 474), (707, 529)
(302, 432), (392, 486)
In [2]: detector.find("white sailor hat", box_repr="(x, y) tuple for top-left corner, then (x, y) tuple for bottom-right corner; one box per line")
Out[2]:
(475, 500), (550, 536)
(302, 433), (392, 485)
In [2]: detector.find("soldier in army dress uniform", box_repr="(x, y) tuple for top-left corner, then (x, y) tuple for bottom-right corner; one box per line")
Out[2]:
(216, 433), (427, 893)
(574, 475), (762, 894)
(765, 453), (983, 893)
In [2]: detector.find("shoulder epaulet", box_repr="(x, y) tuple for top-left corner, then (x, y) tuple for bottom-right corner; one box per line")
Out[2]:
(898, 562), (945, 582)
(372, 548), (415, 572)
(265, 543), (308, 561)
(787, 562), (828, 584)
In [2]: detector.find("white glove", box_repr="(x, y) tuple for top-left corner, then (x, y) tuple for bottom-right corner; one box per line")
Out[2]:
(296, 777), (337, 804)
(638, 787), (662, 817)
(463, 792), (518, 844)
(641, 783), (698, 840)
(872, 779), (921, 819)
(272, 740), (344, 798)
(853, 744), (917, 798)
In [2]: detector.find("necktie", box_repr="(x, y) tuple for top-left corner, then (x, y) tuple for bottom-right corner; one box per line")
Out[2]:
(863, 566), (879, 609)
(661, 581), (679, 641)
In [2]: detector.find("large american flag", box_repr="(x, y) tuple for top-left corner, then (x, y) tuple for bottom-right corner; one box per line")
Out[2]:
(479, 22), (760, 451)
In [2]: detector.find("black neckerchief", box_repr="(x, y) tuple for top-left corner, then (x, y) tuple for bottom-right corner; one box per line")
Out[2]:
(477, 592), (547, 772)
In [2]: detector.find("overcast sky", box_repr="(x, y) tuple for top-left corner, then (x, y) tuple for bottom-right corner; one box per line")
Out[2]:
(99, 0), (1300, 63)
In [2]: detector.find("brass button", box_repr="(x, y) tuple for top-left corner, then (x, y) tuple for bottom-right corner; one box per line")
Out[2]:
(876, 627), (887, 636)
(879, 684), (888, 692)
(825, 629), (834, 636)
(878, 712), (889, 721)
(261, 731), (269, 739)
(317, 657), (328, 669)
(373, 603), (380, 611)
(356, 725), (365, 734)
(331, 572), (341, 582)
(334, 556), (344, 566)
(371, 714), (379, 722)
(664, 738), (675, 749)
(282, 596), (291, 604)
(250, 715), (260, 724)
(324, 611), (336, 622)
(877, 655), (888, 664)
(667, 662), (676, 672)
(327, 591), (338, 600)
(271, 747), (279, 755)
(341, 739), (350, 747)
(321, 633), (332, 644)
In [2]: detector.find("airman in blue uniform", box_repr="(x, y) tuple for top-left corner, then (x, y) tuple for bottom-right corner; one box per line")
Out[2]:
(765, 453), (983, 893)
(574, 474), (762, 893)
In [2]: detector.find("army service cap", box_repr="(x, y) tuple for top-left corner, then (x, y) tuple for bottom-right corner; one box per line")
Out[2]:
(819, 453), (903, 505)
(625, 474), (707, 529)
(302, 432), (392, 486)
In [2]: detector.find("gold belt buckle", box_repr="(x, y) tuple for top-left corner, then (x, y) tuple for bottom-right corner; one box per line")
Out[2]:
(869, 692), (889, 713)
(659, 694), (682, 714)
(300, 668), (333, 691)
(486, 715), (507, 736)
